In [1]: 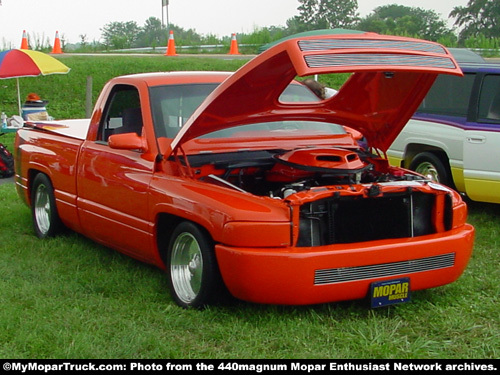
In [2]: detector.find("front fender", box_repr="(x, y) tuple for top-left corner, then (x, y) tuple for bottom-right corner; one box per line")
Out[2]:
(149, 175), (291, 244)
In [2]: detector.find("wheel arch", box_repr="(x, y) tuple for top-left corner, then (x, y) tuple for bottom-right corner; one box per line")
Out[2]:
(30, 171), (64, 238)
(155, 212), (216, 269)
(408, 148), (457, 189)
(26, 168), (51, 206)
(403, 143), (450, 170)
(155, 212), (230, 308)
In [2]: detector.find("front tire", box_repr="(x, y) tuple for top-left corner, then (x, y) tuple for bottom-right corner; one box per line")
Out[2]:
(31, 173), (62, 238)
(166, 221), (225, 308)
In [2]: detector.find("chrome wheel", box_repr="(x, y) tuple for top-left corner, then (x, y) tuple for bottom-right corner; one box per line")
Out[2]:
(170, 232), (204, 304)
(166, 221), (227, 308)
(409, 152), (452, 187)
(34, 183), (52, 236)
(414, 161), (440, 182)
(31, 174), (62, 238)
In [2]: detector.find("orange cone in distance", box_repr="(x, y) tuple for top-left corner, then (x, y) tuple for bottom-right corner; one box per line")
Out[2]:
(228, 33), (240, 55)
(165, 30), (177, 56)
(20, 30), (29, 49)
(52, 31), (63, 54)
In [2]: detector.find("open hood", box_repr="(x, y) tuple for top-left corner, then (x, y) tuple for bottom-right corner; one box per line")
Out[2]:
(170, 32), (462, 153)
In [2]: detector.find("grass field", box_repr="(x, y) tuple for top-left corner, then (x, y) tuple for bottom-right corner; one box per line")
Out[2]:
(0, 56), (499, 359)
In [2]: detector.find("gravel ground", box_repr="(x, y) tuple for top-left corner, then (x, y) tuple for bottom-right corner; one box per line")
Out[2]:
(0, 176), (14, 185)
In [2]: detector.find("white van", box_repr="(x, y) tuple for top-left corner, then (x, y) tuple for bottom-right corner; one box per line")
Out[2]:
(388, 60), (500, 204)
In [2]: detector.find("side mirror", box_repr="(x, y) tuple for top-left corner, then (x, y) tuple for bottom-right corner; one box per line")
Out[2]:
(108, 132), (145, 151)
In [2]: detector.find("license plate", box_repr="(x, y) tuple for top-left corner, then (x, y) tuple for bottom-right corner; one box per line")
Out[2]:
(370, 277), (411, 308)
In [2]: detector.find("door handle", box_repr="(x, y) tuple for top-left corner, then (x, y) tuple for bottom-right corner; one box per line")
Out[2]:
(466, 136), (486, 144)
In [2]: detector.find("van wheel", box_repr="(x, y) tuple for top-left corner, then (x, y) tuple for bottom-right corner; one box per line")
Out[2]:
(166, 221), (225, 308)
(31, 173), (62, 238)
(409, 152), (451, 186)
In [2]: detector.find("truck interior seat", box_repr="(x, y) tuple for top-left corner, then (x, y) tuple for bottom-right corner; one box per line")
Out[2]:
(117, 107), (143, 135)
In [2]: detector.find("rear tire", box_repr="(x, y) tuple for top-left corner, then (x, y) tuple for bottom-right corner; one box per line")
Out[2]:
(409, 152), (452, 187)
(166, 221), (226, 309)
(31, 173), (62, 238)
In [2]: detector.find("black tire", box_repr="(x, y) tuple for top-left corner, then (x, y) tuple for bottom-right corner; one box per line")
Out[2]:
(166, 221), (226, 309)
(31, 173), (62, 238)
(409, 152), (452, 187)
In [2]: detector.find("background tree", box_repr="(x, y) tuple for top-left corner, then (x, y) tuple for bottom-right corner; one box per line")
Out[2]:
(291, 0), (359, 32)
(136, 17), (165, 49)
(317, 0), (359, 29)
(297, 0), (318, 25)
(286, 15), (309, 35)
(450, 0), (500, 41)
(241, 27), (282, 47)
(101, 21), (141, 49)
(357, 5), (454, 42)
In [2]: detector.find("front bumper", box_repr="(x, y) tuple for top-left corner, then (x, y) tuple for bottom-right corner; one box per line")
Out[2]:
(215, 224), (475, 305)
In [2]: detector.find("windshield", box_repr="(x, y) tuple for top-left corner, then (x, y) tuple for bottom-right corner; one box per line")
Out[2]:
(200, 121), (346, 139)
(149, 81), (339, 139)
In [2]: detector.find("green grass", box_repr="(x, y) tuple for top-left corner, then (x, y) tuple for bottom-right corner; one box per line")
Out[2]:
(1, 55), (250, 152)
(0, 55), (250, 121)
(0, 183), (498, 359)
(1, 56), (499, 359)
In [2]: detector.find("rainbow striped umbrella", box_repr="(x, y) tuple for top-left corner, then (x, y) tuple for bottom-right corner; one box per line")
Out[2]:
(0, 49), (70, 115)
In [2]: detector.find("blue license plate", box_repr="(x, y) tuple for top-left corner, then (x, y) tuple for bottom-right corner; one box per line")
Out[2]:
(370, 278), (411, 308)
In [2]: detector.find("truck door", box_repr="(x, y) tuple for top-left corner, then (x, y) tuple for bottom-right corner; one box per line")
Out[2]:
(463, 74), (500, 203)
(77, 84), (156, 260)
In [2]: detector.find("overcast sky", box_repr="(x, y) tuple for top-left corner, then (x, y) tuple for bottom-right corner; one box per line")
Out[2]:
(1, 0), (469, 48)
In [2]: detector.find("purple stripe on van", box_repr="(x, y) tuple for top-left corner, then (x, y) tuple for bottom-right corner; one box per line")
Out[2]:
(413, 113), (500, 132)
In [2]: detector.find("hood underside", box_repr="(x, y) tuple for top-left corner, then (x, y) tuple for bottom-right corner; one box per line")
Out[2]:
(170, 32), (462, 153)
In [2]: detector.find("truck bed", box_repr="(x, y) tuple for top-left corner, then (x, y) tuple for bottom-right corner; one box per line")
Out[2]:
(15, 121), (88, 215)
(27, 119), (90, 140)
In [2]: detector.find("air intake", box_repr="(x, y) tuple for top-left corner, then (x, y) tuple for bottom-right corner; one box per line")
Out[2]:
(298, 39), (447, 54)
(314, 253), (456, 285)
(304, 54), (456, 69)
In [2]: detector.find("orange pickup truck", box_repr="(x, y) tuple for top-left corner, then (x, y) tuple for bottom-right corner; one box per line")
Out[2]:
(14, 32), (474, 308)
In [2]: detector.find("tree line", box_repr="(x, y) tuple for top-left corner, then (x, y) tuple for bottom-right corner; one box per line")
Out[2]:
(73, 0), (500, 53)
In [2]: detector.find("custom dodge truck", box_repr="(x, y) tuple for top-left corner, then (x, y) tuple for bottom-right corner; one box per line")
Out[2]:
(14, 32), (475, 308)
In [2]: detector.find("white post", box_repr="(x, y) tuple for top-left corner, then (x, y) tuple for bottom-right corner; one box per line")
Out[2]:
(17, 78), (22, 116)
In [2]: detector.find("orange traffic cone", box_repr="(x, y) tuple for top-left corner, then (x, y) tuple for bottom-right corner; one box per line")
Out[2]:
(20, 30), (29, 49)
(228, 33), (240, 55)
(165, 30), (177, 56)
(52, 31), (63, 54)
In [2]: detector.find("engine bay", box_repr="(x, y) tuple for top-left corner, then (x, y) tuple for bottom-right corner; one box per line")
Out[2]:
(180, 146), (454, 246)
(185, 147), (426, 199)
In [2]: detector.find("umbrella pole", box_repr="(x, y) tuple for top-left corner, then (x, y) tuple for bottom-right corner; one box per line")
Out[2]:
(17, 78), (22, 116)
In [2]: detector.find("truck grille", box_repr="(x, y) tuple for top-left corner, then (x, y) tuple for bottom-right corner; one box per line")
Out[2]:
(297, 191), (452, 247)
(314, 253), (456, 285)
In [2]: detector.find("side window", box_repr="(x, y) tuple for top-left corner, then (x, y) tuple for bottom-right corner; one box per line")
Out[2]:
(98, 85), (143, 142)
(417, 73), (475, 117)
(478, 74), (500, 123)
(150, 84), (218, 138)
